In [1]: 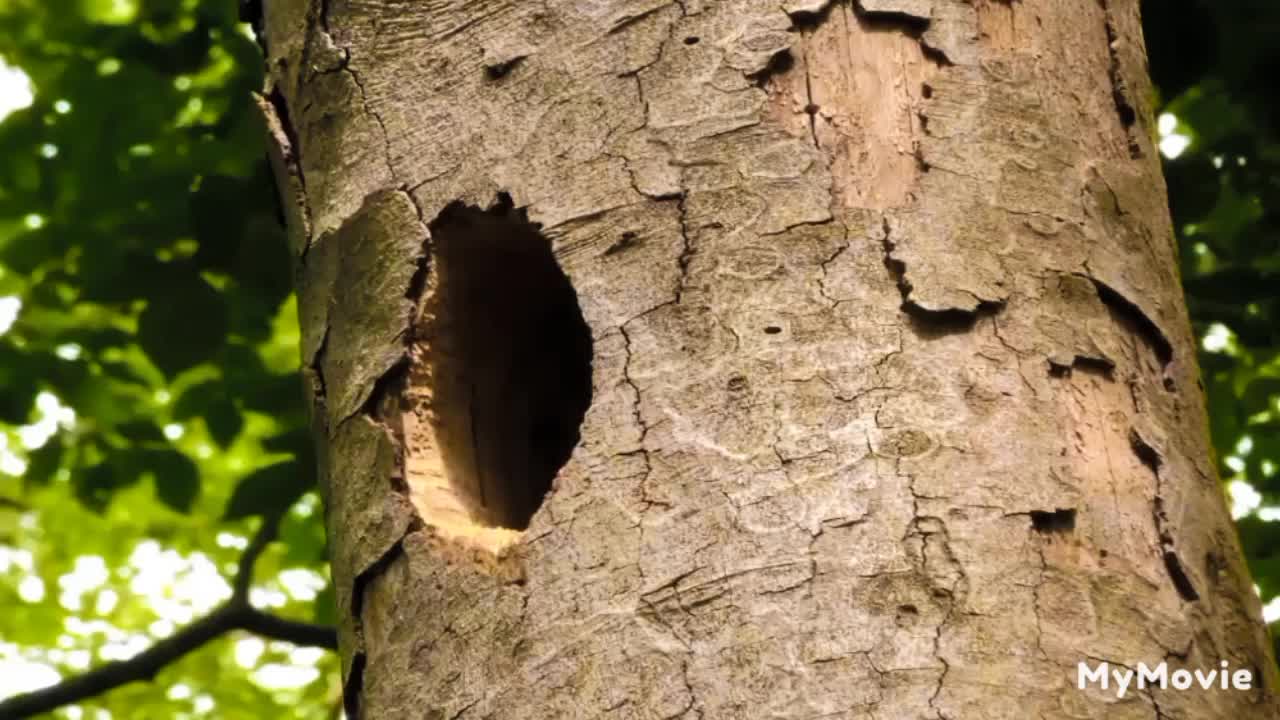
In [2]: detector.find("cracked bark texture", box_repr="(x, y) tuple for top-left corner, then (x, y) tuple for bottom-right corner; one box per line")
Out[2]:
(260, 0), (1280, 717)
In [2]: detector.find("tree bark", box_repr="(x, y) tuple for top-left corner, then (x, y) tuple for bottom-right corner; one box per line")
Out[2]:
(261, 0), (1279, 717)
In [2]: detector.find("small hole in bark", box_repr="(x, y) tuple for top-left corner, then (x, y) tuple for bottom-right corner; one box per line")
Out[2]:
(604, 230), (640, 256)
(763, 325), (782, 335)
(894, 603), (919, 627)
(484, 56), (525, 80)
(419, 195), (593, 533)
(1030, 508), (1076, 534)
(921, 83), (933, 99)
(727, 375), (748, 392)
(684, 36), (700, 45)
(1112, 92), (1137, 128)
(804, 103), (819, 115)
(751, 49), (794, 87)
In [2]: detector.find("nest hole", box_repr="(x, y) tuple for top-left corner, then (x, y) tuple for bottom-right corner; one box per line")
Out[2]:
(421, 194), (593, 531)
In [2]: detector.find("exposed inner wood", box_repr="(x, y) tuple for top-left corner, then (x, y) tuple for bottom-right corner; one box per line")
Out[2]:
(765, 3), (937, 209)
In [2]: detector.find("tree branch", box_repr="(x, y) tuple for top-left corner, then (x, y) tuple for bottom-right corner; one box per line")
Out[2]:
(234, 513), (281, 601)
(237, 606), (337, 649)
(0, 605), (237, 719)
(0, 603), (336, 718)
(0, 517), (336, 719)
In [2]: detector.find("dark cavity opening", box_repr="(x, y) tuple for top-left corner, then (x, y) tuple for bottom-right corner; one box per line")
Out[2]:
(604, 230), (641, 256)
(1030, 508), (1077, 534)
(1163, 552), (1201, 602)
(1047, 355), (1115, 380)
(853, 5), (930, 36)
(902, 301), (1002, 339)
(424, 194), (593, 530)
(684, 36), (700, 45)
(751, 49), (795, 88)
(484, 55), (525, 81)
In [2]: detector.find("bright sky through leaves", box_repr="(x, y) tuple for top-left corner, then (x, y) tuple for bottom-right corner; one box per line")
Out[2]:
(0, 57), (33, 122)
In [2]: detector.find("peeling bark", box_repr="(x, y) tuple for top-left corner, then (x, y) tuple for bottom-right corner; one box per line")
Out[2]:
(264, 0), (1279, 717)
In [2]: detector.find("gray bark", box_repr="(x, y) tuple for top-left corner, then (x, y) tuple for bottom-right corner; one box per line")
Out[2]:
(261, 0), (1280, 717)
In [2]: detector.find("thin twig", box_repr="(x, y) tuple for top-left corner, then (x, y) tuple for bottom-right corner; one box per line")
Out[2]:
(237, 606), (336, 649)
(234, 513), (281, 601)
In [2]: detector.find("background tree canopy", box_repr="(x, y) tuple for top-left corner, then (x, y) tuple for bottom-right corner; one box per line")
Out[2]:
(0, 0), (1274, 717)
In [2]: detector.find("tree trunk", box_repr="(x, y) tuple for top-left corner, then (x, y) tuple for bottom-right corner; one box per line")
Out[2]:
(260, 0), (1279, 717)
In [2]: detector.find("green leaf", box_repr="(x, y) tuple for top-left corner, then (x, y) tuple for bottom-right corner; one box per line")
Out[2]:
(1242, 377), (1280, 415)
(205, 398), (244, 448)
(141, 449), (200, 513)
(313, 581), (336, 626)
(115, 420), (166, 444)
(279, 497), (327, 566)
(0, 344), (40, 424)
(173, 379), (244, 447)
(224, 460), (311, 520)
(261, 428), (313, 458)
(136, 275), (229, 376)
(73, 462), (128, 513)
(22, 436), (64, 488)
(96, 358), (154, 387)
(172, 380), (221, 420)
(190, 175), (250, 270)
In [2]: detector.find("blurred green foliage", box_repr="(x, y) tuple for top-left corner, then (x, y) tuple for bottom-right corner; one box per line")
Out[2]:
(0, 0), (1275, 717)
(1146, 0), (1280, 648)
(0, 0), (336, 717)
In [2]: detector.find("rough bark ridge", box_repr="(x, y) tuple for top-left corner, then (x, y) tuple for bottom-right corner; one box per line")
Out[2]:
(260, 0), (1280, 717)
